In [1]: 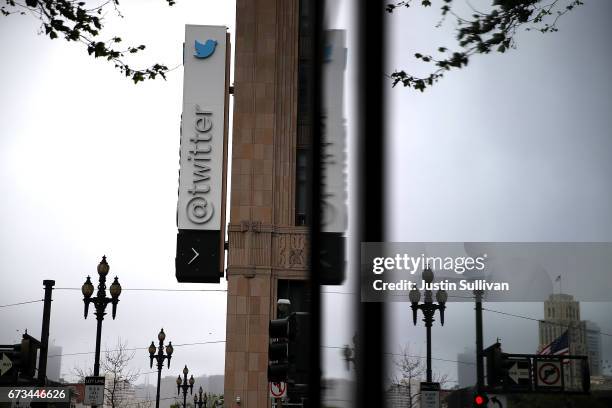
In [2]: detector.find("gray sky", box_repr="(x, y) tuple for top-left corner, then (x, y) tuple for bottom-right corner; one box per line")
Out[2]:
(386, 0), (612, 384)
(0, 0), (235, 387)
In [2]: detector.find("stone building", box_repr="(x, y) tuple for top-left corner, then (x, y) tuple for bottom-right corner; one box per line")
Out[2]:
(538, 293), (588, 389)
(223, 1), (311, 407)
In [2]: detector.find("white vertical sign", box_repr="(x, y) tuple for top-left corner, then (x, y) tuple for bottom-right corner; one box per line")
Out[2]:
(178, 25), (229, 231)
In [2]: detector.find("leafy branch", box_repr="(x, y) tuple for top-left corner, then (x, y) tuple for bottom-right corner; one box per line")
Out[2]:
(386, 0), (584, 91)
(1, 0), (177, 83)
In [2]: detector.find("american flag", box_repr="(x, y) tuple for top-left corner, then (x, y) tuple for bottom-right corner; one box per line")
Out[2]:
(538, 330), (570, 363)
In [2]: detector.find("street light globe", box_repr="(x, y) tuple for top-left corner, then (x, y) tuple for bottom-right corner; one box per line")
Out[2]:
(158, 328), (166, 342)
(176, 375), (182, 386)
(109, 277), (122, 298)
(189, 375), (195, 385)
(183, 365), (189, 375)
(409, 288), (421, 304)
(82, 276), (94, 298)
(422, 266), (434, 284)
(166, 342), (174, 355)
(148, 341), (156, 355)
(436, 289), (448, 304)
(97, 256), (110, 276)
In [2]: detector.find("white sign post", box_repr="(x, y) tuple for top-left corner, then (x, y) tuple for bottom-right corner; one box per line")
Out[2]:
(84, 376), (105, 406)
(420, 382), (440, 408)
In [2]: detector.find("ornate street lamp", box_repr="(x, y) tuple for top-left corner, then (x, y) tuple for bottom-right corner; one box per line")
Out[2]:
(149, 328), (173, 408)
(408, 266), (447, 382)
(177, 365), (195, 408)
(82, 256), (121, 381)
(194, 386), (207, 408)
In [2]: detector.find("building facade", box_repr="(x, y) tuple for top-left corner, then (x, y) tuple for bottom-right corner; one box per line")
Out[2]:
(223, 1), (310, 407)
(456, 349), (476, 389)
(586, 321), (602, 376)
(538, 293), (588, 389)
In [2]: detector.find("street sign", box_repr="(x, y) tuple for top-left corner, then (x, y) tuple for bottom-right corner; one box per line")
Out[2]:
(487, 394), (507, 408)
(535, 360), (562, 388)
(269, 382), (287, 398)
(420, 382), (440, 408)
(0, 353), (13, 376)
(84, 376), (105, 406)
(507, 360), (530, 384)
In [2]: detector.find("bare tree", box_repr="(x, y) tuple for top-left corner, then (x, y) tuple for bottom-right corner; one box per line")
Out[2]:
(74, 339), (141, 408)
(389, 346), (449, 408)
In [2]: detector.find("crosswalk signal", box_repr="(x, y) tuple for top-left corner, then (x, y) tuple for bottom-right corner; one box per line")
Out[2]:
(473, 392), (489, 407)
(268, 317), (291, 382)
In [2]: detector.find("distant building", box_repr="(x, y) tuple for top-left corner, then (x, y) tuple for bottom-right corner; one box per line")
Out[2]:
(538, 293), (588, 389)
(385, 380), (420, 408)
(456, 349), (476, 388)
(47, 345), (62, 382)
(104, 374), (136, 408)
(586, 321), (602, 376)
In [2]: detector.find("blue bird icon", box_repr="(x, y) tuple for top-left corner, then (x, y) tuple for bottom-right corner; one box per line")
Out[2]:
(194, 39), (218, 59)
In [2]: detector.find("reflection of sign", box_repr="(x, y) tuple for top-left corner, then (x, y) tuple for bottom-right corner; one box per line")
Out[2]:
(269, 382), (286, 398)
(0, 354), (13, 376)
(508, 360), (530, 384)
(84, 376), (105, 406)
(487, 394), (507, 408)
(536, 361), (562, 387)
(420, 382), (440, 408)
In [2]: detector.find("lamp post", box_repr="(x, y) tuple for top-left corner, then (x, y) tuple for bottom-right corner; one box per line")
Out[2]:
(193, 386), (207, 408)
(176, 365), (194, 408)
(149, 329), (173, 408)
(408, 266), (447, 382)
(81, 256), (121, 378)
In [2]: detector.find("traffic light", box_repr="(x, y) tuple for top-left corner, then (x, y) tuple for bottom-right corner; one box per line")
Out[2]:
(268, 316), (291, 382)
(289, 312), (310, 385)
(473, 392), (489, 407)
(484, 342), (512, 387)
(267, 312), (310, 384)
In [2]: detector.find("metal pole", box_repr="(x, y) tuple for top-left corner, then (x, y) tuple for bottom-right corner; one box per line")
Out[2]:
(38, 279), (55, 385)
(156, 363), (162, 408)
(426, 316), (432, 383)
(94, 314), (103, 376)
(475, 290), (484, 391)
(183, 386), (187, 408)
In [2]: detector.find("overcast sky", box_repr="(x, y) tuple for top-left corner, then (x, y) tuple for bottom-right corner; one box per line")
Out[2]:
(0, 0), (236, 387)
(1, 0), (611, 397)
(386, 0), (612, 384)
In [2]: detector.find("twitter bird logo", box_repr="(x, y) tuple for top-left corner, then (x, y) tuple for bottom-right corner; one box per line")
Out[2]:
(194, 39), (218, 59)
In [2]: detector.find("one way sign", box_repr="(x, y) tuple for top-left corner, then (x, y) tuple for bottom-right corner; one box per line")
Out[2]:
(0, 353), (13, 376)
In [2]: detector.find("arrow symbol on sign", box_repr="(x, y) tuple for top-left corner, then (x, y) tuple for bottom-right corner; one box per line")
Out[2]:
(188, 248), (199, 265)
(0, 353), (13, 376)
(508, 362), (530, 384)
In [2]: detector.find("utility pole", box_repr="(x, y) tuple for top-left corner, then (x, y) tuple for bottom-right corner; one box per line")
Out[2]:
(474, 290), (485, 391)
(38, 279), (55, 385)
